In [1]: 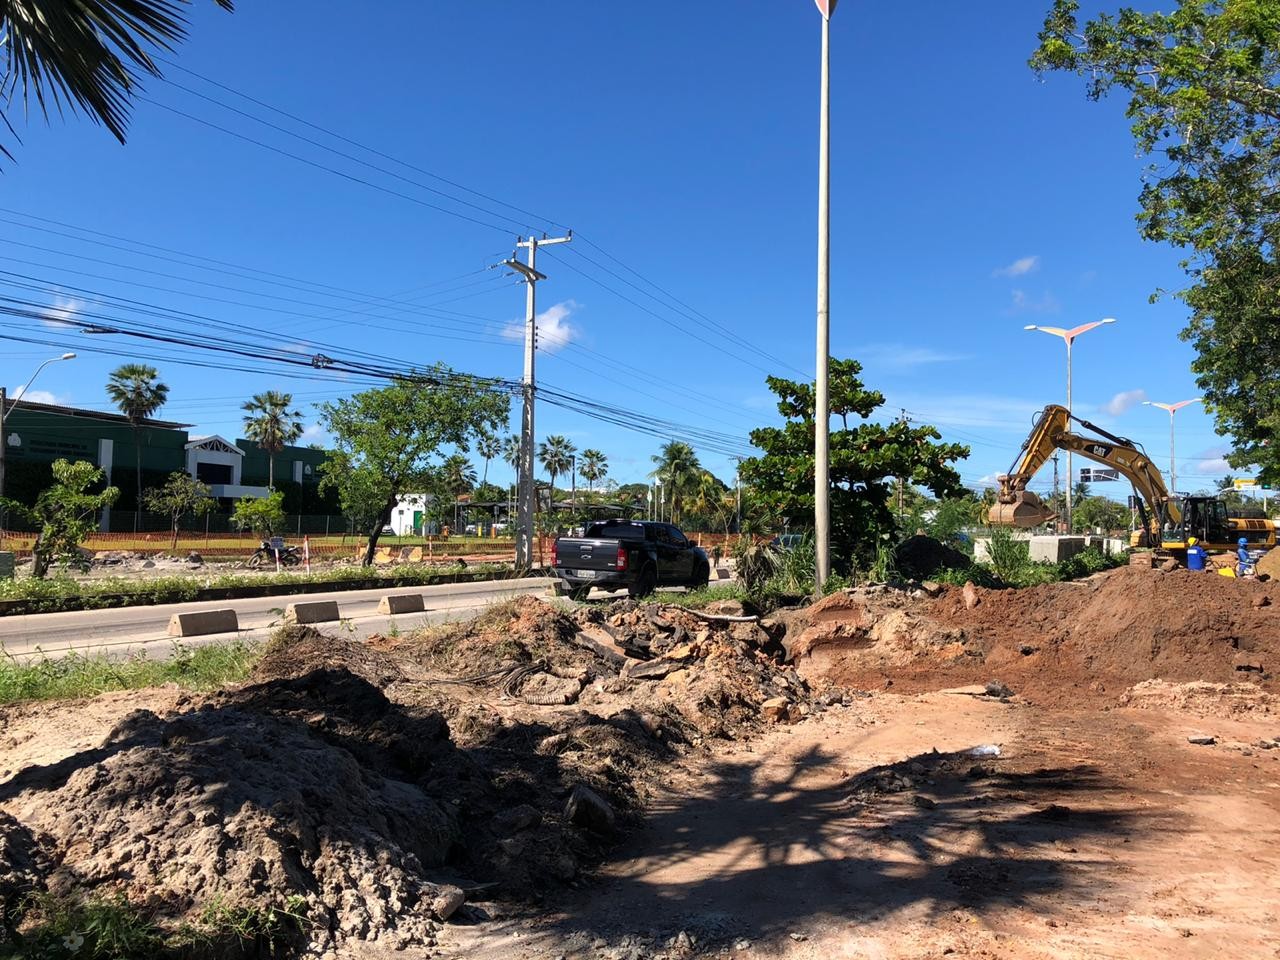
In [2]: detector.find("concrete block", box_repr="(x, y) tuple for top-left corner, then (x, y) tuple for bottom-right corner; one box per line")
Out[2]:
(1028, 536), (1087, 564)
(168, 608), (238, 637)
(378, 593), (425, 615)
(284, 600), (341, 624)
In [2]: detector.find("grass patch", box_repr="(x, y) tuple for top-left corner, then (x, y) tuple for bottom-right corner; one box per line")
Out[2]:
(931, 544), (1123, 590)
(669, 583), (751, 610)
(6, 890), (308, 959)
(0, 639), (260, 706)
(0, 562), (510, 614)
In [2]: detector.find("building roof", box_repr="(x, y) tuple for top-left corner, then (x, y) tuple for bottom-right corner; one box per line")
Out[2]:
(186, 435), (244, 455)
(8, 399), (191, 430)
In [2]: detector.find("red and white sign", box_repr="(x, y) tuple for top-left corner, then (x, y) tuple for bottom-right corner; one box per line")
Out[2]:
(814, 0), (838, 18)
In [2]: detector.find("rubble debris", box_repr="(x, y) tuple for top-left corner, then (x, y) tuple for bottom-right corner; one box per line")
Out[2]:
(565, 784), (616, 833)
(985, 680), (1014, 699)
(1187, 734), (1217, 745)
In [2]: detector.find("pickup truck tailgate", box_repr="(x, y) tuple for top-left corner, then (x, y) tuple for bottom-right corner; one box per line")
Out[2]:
(556, 538), (623, 575)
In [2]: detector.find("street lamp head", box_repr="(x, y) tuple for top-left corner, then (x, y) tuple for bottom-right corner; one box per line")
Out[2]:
(1023, 324), (1038, 331)
(1101, 317), (1117, 324)
(59, 353), (76, 360)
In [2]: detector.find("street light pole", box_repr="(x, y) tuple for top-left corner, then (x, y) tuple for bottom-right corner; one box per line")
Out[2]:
(0, 352), (76, 506)
(1143, 398), (1202, 494)
(813, 0), (837, 595)
(1024, 320), (1116, 532)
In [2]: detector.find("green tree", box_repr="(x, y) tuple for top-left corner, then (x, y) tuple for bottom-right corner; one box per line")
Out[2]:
(105, 363), (168, 531)
(477, 432), (502, 486)
(538, 435), (576, 509)
(502, 434), (520, 471)
(242, 390), (303, 489)
(143, 472), (215, 548)
(1032, 0), (1280, 484)
(650, 441), (702, 525)
(231, 491), (285, 539)
(1, 459), (118, 578)
(1073, 494), (1131, 534)
(318, 370), (507, 565)
(739, 357), (969, 575)
(0, 0), (232, 158)
(580, 448), (608, 495)
(441, 454), (477, 496)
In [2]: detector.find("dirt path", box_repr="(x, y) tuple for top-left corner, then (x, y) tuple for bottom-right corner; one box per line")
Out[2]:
(444, 692), (1280, 960)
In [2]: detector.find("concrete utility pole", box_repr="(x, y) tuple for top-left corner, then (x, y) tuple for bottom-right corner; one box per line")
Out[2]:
(507, 234), (571, 571)
(813, 0), (838, 593)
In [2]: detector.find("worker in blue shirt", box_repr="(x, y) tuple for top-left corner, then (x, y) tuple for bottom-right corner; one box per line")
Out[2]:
(1185, 537), (1208, 571)
(1237, 537), (1254, 577)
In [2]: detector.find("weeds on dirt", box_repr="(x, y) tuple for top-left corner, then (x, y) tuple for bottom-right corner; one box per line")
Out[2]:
(7, 890), (308, 959)
(675, 584), (751, 610)
(0, 640), (259, 705)
(930, 540), (1123, 590)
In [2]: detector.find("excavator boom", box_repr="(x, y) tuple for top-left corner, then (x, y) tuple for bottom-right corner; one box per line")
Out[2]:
(989, 404), (1174, 539)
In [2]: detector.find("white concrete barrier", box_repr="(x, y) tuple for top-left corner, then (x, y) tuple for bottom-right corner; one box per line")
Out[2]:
(284, 600), (341, 624)
(377, 593), (426, 615)
(168, 608), (238, 637)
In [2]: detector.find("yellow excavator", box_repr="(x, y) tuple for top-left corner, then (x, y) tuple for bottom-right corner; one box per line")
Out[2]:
(989, 404), (1276, 554)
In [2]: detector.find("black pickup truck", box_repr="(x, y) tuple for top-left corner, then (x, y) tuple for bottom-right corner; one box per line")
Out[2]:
(552, 519), (711, 600)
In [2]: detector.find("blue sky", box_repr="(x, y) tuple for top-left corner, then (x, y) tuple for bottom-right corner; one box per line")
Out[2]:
(0, 1), (1245, 499)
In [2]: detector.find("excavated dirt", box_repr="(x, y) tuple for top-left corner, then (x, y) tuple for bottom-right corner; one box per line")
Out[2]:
(0, 596), (816, 958)
(794, 566), (1280, 706)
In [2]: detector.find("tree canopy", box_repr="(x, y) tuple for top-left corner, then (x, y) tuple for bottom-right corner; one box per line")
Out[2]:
(318, 371), (508, 564)
(242, 390), (303, 488)
(1032, 0), (1280, 483)
(740, 358), (969, 572)
(1, 459), (118, 578)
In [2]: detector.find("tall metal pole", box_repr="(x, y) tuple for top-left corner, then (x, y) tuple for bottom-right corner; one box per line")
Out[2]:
(1065, 338), (1073, 533)
(813, 8), (833, 592)
(1169, 410), (1177, 495)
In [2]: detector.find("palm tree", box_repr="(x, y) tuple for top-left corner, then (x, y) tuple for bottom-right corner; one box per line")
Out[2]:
(105, 363), (168, 531)
(477, 432), (502, 487)
(0, 0), (232, 158)
(441, 454), (477, 496)
(241, 391), (303, 489)
(650, 440), (702, 524)
(502, 434), (521, 471)
(580, 449), (608, 495)
(538, 435), (576, 512)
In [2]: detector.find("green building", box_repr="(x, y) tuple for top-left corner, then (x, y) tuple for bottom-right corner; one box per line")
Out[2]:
(1, 400), (333, 530)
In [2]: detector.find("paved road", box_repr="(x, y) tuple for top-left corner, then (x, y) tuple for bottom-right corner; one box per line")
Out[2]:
(0, 577), (567, 660)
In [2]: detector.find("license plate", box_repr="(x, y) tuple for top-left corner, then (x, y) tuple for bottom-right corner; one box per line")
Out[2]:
(574, 569), (598, 579)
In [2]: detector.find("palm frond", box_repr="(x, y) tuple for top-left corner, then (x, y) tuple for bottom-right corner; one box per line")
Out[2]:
(0, 0), (232, 150)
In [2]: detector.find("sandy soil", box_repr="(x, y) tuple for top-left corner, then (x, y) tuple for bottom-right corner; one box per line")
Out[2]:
(443, 691), (1280, 960)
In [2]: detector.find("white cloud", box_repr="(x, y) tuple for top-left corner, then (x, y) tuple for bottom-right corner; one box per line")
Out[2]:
(40, 296), (83, 329)
(1102, 388), (1147, 417)
(858, 343), (971, 371)
(992, 255), (1040, 278)
(504, 300), (580, 354)
(1007, 289), (1062, 314)
(10, 388), (62, 406)
(1197, 457), (1232, 475)
(299, 423), (328, 445)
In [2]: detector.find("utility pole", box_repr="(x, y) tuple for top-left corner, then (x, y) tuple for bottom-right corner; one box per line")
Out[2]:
(506, 233), (572, 571)
(0, 387), (7, 509)
(896, 408), (907, 521)
(813, 0), (838, 594)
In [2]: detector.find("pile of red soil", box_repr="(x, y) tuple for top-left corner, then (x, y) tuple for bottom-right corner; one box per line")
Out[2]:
(795, 566), (1279, 705)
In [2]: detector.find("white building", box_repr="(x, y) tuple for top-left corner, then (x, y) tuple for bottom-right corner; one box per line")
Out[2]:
(184, 436), (270, 500)
(388, 493), (435, 536)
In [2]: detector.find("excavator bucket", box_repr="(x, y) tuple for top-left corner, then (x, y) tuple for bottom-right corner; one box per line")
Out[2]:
(988, 490), (1057, 528)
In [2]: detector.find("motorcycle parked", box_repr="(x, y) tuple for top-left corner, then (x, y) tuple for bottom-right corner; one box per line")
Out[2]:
(248, 539), (301, 568)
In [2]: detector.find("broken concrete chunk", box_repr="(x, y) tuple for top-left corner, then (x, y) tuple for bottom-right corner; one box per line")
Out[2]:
(429, 884), (466, 921)
(962, 582), (981, 609)
(565, 784), (616, 832)
(1187, 734), (1216, 745)
(761, 697), (792, 724)
(985, 680), (1014, 699)
(705, 599), (746, 617)
(622, 659), (674, 681)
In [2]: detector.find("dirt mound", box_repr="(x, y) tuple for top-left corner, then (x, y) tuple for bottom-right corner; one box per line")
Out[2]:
(1, 682), (458, 954)
(894, 535), (970, 581)
(1118, 679), (1279, 719)
(254, 624), (406, 687)
(792, 566), (1280, 705)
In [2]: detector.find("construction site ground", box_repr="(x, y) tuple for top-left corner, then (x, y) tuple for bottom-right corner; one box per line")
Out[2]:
(1, 562), (1277, 959)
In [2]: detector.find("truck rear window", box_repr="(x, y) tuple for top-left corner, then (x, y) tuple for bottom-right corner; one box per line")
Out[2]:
(585, 522), (645, 540)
